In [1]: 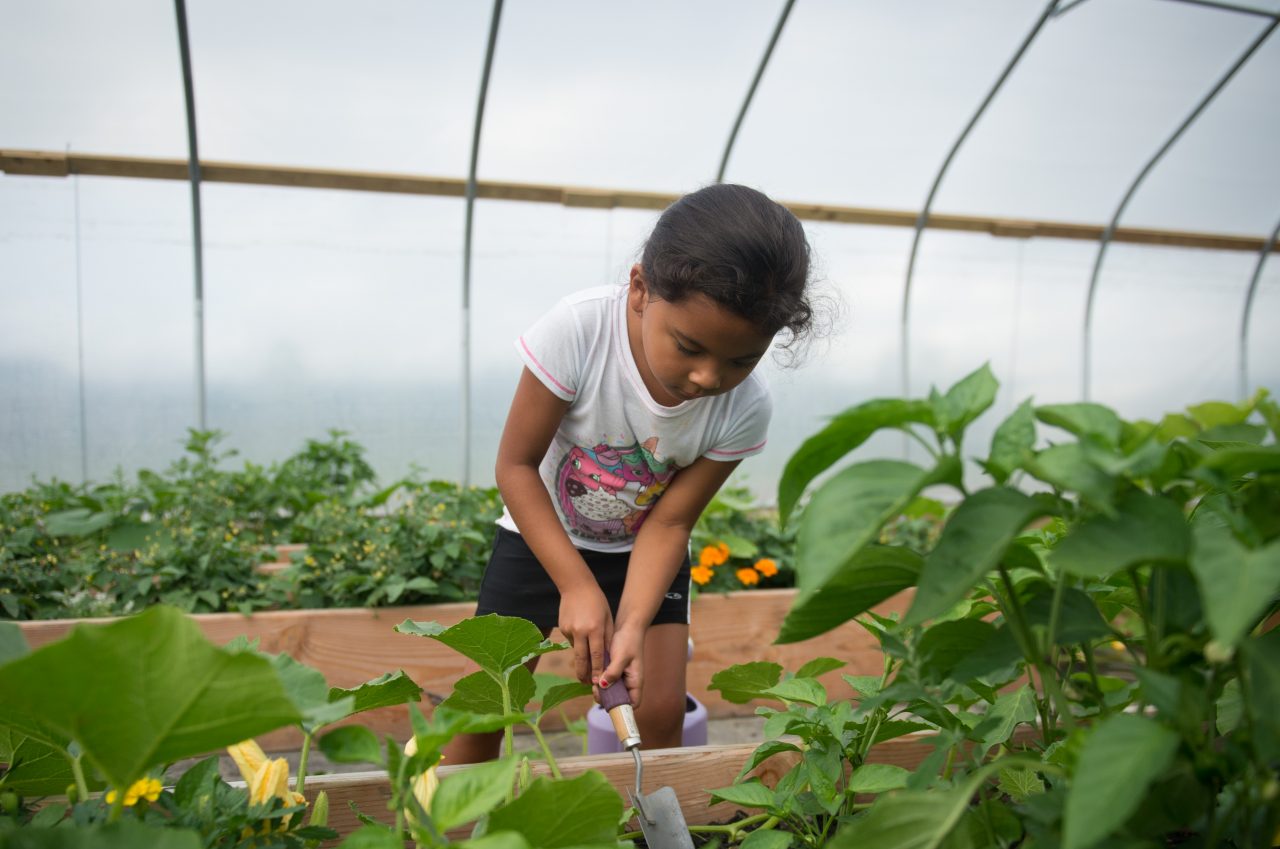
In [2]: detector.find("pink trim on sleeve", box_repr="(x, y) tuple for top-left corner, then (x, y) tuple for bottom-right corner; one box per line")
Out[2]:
(519, 336), (576, 397)
(706, 440), (767, 458)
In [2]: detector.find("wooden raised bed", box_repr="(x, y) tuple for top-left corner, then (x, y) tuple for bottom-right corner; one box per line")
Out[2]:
(17, 588), (910, 750)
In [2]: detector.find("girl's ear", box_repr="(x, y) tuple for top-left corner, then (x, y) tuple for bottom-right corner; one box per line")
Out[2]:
(627, 264), (649, 314)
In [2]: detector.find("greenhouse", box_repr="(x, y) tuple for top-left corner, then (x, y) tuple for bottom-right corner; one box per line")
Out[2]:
(2, 1), (1279, 848)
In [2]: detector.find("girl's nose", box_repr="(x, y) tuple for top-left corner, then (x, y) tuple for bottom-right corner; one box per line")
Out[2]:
(690, 364), (722, 391)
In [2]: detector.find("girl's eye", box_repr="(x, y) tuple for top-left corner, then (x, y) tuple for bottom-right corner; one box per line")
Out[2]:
(676, 342), (698, 356)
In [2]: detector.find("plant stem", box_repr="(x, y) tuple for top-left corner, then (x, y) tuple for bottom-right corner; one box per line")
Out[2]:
(69, 753), (89, 803)
(500, 677), (515, 760)
(295, 731), (312, 798)
(996, 568), (1076, 736)
(527, 721), (562, 779)
(1127, 567), (1159, 670)
(1080, 642), (1110, 718)
(906, 427), (940, 461)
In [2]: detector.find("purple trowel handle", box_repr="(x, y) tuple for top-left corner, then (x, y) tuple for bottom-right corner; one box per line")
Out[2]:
(597, 650), (640, 749)
(597, 650), (632, 711)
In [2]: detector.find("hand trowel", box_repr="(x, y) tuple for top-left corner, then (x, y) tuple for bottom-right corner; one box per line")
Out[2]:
(598, 657), (694, 849)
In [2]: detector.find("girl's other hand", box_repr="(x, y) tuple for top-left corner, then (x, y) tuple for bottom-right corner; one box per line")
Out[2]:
(559, 583), (613, 687)
(599, 626), (644, 709)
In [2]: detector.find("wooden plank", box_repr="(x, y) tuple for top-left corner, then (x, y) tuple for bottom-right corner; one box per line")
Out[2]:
(3, 148), (1275, 254)
(17, 589), (908, 749)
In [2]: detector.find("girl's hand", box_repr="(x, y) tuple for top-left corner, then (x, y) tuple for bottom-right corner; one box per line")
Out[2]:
(559, 583), (614, 687)
(598, 626), (644, 708)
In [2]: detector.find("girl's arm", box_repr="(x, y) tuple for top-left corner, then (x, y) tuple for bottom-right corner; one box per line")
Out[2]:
(496, 367), (615, 686)
(603, 455), (741, 707)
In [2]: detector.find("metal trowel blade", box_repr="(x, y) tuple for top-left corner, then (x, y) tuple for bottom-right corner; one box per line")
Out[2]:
(629, 785), (694, 849)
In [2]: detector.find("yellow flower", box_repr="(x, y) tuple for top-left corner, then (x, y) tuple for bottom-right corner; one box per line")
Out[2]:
(699, 542), (730, 568)
(403, 736), (441, 823)
(227, 739), (269, 784)
(753, 558), (778, 578)
(105, 776), (163, 806)
(736, 567), (760, 587)
(690, 564), (715, 586)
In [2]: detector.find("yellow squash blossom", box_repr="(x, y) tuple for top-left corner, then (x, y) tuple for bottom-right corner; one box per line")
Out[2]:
(403, 736), (441, 824)
(753, 558), (778, 578)
(736, 567), (760, 587)
(699, 542), (730, 568)
(227, 739), (269, 784)
(690, 564), (715, 586)
(229, 738), (307, 832)
(105, 777), (163, 806)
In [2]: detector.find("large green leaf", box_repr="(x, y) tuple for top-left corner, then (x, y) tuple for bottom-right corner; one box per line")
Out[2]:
(1062, 714), (1179, 849)
(1050, 491), (1190, 579)
(1241, 630), (1280, 760)
(847, 763), (911, 794)
(43, 508), (114, 538)
(330, 670), (423, 716)
(0, 606), (301, 789)
(930, 364), (998, 440)
(0, 729), (91, 797)
(829, 774), (981, 849)
(708, 662), (783, 704)
(535, 681), (593, 720)
(777, 398), (936, 525)
(985, 400), (1035, 484)
(709, 778), (777, 810)
(442, 667), (537, 716)
(1195, 444), (1280, 479)
(0, 622), (29, 664)
(917, 620), (998, 683)
(396, 615), (567, 676)
(1024, 443), (1116, 512)
(0, 820), (203, 849)
(318, 725), (384, 765)
(1188, 525), (1280, 649)
(266, 651), (354, 732)
(1036, 403), (1122, 447)
(797, 458), (960, 600)
(777, 545), (921, 643)
(486, 771), (623, 848)
(972, 686), (1037, 747)
(1023, 586), (1113, 646)
(431, 755), (519, 832)
(905, 488), (1049, 626)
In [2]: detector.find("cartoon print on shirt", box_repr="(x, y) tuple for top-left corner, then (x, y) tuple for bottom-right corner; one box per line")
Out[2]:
(554, 437), (679, 543)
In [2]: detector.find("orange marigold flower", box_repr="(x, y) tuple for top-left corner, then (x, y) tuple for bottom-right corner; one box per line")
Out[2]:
(691, 564), (715, 586)
(736, 567), (760, 587)
(699, 542), (730, 568)
(753, 558), (778, 577)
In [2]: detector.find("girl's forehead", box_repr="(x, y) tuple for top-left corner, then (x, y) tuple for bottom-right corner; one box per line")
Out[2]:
(660, 293), (775, 354)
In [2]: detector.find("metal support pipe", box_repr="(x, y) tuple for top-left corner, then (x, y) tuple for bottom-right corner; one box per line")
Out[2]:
(1163, 0), (1280, 21)
(1239, 213), (1280, 401)
(462, 0), (504, 486)
(900, 0), (1059, 399)
(1081, 18), (1277, 400)
(716, 0), (796, 184)
(173, 0), (206, 430)
(72, 152), (89, 483)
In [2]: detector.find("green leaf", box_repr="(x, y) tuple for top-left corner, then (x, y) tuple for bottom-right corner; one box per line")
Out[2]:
(797, 458), (958, 600)
(0, 820), (204, 849)
(847, 763), (911, 794)
(431, 755), (520, 832)
(1216, 678), (1242, 734)
(43, 508), (114, 537)
(443, 667), (536, 716)
(536, 681), (593, 719)
(1241, 629), (1280, 757)
(338, 825), (408, 849)
(1187, 400), (1252, 429)
(1023, 586), (1112, 646)
(843, 674), (883, 699)
(0, 622), (29, 664)
(267, 651), (352, 731)
(777, 545), (921, 644)
(736, 740), (802, 780)
(795, 658), (846, 679)
(1196, 444), (1280, 479)
(486, 771), (623, 847)
(985, 400), (1035, 484)
(951, 625), (1023, 685)
(0, 606), (301, 789)
(1050, 491), (1190, 579)
(997, 767), (1045, 804)
(709, 662), (783, 704)
(741, 828), (793, 849)
(972, 685), (1037, 746)
(917, 620), (998, 683)
(1024, 443), (1116, 512)
(905, 487), (1049, 626)
(0, 729), (88, 797)
(329, 670), (423, 716)
(762, 677), (826, 706)
(1036, 403), (1123, 446)
(318, 725), (384, 765)
(105, 521), (150, 552)
(455, 833), (533, 849)
(777, 399), (936, 525)
(1188, 525), (1280, 649)
(830, 774), (981, 849)
(1062, 714), (1180, 849)
(1132, 667), (1181, 718)
(396, 615), (565, 676)
(931, 364), (998, 439)
(709, 778), (777, 810)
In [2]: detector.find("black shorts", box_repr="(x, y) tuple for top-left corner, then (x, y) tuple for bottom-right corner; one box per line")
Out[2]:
(474, 527), (691, 631)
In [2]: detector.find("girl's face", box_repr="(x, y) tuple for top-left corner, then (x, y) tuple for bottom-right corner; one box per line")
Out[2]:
(626, 265), (775, 408)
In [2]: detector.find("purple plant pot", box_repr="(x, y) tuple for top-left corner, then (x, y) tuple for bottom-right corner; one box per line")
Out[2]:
(585, 692), (708, 754)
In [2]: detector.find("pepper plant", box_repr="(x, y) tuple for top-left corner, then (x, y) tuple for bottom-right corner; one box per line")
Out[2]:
(715, 365), (1279, 848)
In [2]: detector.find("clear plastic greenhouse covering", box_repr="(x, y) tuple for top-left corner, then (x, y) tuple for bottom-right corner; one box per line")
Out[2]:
(2, 0), (1278, 499)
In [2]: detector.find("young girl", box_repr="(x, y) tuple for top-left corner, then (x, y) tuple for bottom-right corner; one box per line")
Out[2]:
(446, 183), (817, 762)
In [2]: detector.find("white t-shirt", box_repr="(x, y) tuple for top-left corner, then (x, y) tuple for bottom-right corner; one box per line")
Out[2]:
(496, 285), (772, 553)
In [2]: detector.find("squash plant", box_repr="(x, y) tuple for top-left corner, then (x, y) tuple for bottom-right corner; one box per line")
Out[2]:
(716, 366), (1279, 848)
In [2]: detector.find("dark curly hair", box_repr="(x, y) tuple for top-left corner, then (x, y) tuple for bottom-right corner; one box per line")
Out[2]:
(641, 184), (816, 350)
